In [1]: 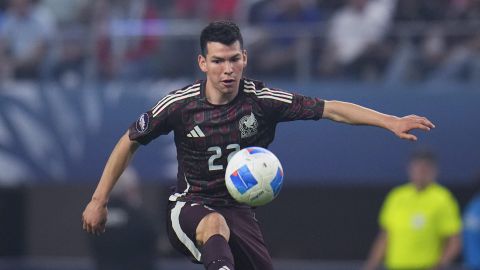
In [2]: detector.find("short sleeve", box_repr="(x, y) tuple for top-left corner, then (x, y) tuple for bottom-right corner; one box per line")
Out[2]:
(260, 90), (325, 123)
(437, 191), (462, 237)
(128, 103), (176, 145)
(379, 190), (396, 230)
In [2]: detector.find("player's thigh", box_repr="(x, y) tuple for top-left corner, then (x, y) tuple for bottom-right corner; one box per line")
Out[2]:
(196, 211), (230, 245)
(166, 201), (216, 263)
(220, 207), (274, 270)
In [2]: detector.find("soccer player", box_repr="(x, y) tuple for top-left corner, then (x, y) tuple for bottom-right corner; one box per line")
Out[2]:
(364, 150), (461, 270)
(82, 21), (435, 270)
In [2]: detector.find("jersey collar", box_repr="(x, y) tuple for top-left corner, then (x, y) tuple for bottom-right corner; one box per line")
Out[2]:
(200, 79), (245, 106)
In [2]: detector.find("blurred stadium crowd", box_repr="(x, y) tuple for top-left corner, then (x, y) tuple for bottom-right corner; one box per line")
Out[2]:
(0, 0), (479, 84)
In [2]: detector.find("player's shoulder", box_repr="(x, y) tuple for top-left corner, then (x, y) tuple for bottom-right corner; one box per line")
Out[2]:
(391, 183), (412, 192)
(165, 80), (202, 96)
(387, 183), (414, 198)
(428, 183), (456, 201)
(242, 78), (293, 103)
(243, 77), (267, 89)
(151, 80), (203, 116)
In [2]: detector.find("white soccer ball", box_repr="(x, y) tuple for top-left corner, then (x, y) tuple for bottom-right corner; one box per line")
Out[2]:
(225, 147), (284, 206)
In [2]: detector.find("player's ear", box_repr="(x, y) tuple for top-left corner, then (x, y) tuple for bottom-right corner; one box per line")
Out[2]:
(242, 49), (248, 68)
(198, 54), (207, 72)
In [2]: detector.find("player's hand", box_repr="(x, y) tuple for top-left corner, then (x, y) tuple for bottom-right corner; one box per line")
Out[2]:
(390, 115), (435, 141)
(82, 198), (108, 235)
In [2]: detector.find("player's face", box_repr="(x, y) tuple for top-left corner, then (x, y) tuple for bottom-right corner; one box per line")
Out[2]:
(408, 159), (437, 189)
(198, 41), (247, 101)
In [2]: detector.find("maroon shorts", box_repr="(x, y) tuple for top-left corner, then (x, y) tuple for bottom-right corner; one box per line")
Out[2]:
(166, 200), (273, 270)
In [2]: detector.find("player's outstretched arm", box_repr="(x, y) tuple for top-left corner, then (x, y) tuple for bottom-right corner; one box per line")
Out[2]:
(82, 130), (139, 235)
(323, 100), (435, 141)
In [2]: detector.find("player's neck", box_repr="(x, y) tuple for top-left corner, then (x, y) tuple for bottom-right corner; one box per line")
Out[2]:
(205, 80), (238, 105)
(413, 181), (433, 192)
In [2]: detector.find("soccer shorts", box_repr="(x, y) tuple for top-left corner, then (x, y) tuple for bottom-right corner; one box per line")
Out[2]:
(166, 200), (273, 270)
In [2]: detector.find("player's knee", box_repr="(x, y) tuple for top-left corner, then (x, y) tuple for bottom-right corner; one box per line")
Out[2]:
(196, 212), (230, 245)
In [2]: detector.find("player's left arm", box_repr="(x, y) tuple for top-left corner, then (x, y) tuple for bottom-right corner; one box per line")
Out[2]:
(322, 100), (435, 141)
(432, 234), (461, 270)
(433, 192), (463, 269)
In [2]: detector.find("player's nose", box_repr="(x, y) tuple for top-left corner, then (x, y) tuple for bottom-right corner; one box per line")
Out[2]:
(224, 62), (234, 74)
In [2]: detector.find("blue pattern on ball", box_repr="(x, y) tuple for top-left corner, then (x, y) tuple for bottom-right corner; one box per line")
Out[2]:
(270, 168), (284, 196)
(230, 165), (258, 194)
(246, 147), (269, 155)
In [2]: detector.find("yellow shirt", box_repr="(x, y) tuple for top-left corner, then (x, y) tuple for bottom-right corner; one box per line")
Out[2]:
(379, 183), (461, 269)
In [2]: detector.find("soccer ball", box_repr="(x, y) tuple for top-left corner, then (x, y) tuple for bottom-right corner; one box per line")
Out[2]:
(225, 147), (284, 206)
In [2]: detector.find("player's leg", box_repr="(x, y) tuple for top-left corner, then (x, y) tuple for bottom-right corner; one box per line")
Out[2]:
(167, 201), (206, 263)
(166, 201), (235, 270)
(196, 212), (235, 270)
(219, 207), (273, 270)
(195, 211), (230, 245)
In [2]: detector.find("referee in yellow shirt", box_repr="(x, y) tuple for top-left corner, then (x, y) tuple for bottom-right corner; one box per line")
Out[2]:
(364, 150), (462, 270)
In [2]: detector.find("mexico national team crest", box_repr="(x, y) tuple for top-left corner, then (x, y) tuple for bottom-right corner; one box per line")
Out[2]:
(239, 112), (258, 138)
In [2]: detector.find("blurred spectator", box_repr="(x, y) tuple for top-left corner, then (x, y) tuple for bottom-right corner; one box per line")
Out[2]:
(426, 32), (480, 83)
(463, 174), (480, 270)
(37, 0), (89, 26)
(422, 0), (480, 82)
(0, 0), (56, 80)
(386, 0), (480, 83)
(424, 0), (479, 83)
(89, 166), (158, 270)
(172, 0), (205, 19)
(0, 1), (6, 23)
(248, 0), (322, 76)
(319, 0), (396, 80)
(386, 25), (450, 82)
(445, 0), (480, 21)
(207, 0), (239, 21)
(52, 25), (87, 89)
(393, 0), (448, 22)
(90, 0), (160, 80)
(247, 0), (274, 24)
(36, 0), (90, 88)
(173, 0), (239, 20)
(364, 150), (462, 270)
(0, 0), (478, 83)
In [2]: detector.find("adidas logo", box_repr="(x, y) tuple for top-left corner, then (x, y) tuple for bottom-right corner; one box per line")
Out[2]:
(219, 266), (231, 270)
(186, 125), (205, 138)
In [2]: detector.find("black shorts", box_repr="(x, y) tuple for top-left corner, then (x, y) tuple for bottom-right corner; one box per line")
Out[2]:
(166, 200), (273, 270)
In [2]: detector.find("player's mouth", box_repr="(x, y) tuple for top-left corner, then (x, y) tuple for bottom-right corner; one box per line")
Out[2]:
(221, 79), (235, 87)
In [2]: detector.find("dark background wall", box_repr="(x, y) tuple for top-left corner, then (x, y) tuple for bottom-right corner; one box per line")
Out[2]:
(0, 188), (25, 256)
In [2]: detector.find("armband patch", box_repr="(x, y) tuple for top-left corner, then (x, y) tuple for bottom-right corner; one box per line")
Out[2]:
(136, 113), (150, 133)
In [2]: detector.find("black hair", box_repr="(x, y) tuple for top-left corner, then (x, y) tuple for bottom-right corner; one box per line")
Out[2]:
(200, 21), (243, 56)
(410, 148), (437, 164)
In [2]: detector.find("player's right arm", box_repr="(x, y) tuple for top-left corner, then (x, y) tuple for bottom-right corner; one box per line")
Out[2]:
(363, 230), (387, 270)
(81, 83), (191, 234)
(82, 130), (139, 235)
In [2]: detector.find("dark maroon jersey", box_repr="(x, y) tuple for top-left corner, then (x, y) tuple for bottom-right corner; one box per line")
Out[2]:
(129, 78), (325, 206)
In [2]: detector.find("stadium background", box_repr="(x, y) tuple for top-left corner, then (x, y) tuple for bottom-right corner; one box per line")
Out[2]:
(1, 0), (479, 269)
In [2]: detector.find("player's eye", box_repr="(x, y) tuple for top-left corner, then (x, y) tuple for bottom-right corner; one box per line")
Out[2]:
(231, 57), (240, 62)
(212, 59), (222, 64)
